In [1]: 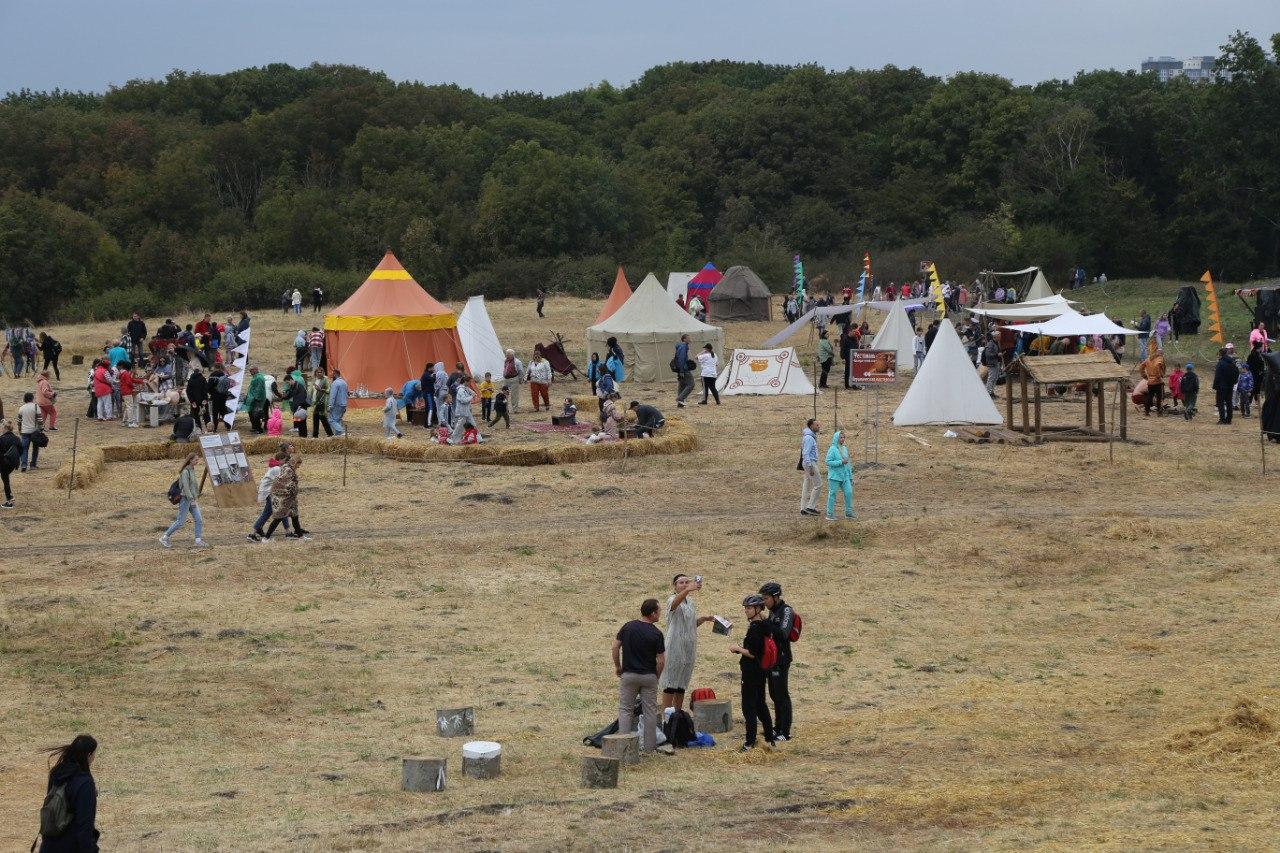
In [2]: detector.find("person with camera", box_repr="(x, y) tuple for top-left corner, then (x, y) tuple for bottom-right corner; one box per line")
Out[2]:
(729, 594), (776, 752)
(759, 581), (796, 741)
(659, 574), (715, 713)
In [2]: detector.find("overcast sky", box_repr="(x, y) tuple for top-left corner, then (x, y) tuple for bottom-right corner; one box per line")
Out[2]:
(1, 0), (1275, 96)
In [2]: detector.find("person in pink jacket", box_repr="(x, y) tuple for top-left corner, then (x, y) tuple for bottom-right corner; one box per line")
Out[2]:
(35, 370), (58, 430)
(92, 359), (114, 421)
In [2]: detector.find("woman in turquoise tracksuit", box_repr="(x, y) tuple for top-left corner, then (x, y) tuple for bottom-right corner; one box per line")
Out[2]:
(825, 430), (854, 520)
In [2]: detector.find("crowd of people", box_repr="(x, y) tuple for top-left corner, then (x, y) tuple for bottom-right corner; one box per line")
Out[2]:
(612, 577), (798, 755)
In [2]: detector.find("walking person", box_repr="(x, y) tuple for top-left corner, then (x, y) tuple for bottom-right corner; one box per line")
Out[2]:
(186, 367), (208, 426)
(758, 581), (796, 741)
(527, 351), (552, 412)
(39, 332), (61, 380)
(535, 287), (546, 318)
(1180, 362), (1200, 420)
(816, 329), (834, 389)
(489, 386), (511, 429)
(34, 734), (100, 852)
(825, 430), (855, 520)
(1135, 309), (1151, 363)
(1, 420), (20, 508)
(1213, 347), (1239, 425)
(982, 331), (1003, 398)
(382, 388), (402, 438)
(119, 362), (140, 427)
(1140, 339), (1166, 416)
(659, 575), (713, 712)
(17, 393), (43, 472)
(247, 446), (292, 542)
(281, 288), (291, 315)
(291, 288), (303, 315)
(912, 327), (926, 372)
(1238, 360), (1255, 417)
(293, 329), (307, 372)
(262, 455), (311, 539)
(311, 286), (324, 313)
(611, 598), (665, 756)
(799, 418), (821, 516)
(840, 324), (856, 389)
(160, 452), (209, 548)
(306, 327), (325, 372)
(449, 380), (476, 443)
(245, 367), (268, 433)
(36, 370), (58, 431)
(697, 344), (720, 405)
(729, 594), (775, 751)
(674, 335), (694, 408)
(309, 370), (332, 437)
(327, 369), (348, 435)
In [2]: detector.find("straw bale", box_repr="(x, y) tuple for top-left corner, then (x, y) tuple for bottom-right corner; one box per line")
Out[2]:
(53, 447), (105, 490)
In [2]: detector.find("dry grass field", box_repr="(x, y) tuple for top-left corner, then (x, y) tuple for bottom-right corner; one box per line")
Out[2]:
(2, 284), (1279, 851)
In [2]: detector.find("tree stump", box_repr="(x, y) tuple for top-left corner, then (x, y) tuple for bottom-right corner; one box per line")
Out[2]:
(71, 355), (84, 366)
(580, 755), (619, 789)
(436, 707), (474, 738)
(461, 741), (502, 779)
(401, 756), (447, 792)
(692, 699), (732, 734)
(601, 732), (640, 765)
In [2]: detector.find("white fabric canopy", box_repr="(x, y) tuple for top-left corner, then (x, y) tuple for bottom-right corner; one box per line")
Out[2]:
(457, 296), (507, 381)
(967, 298), (1074, 321)
(1004, 308), (1139, 337)
(869, 299), (919, 373)
(893, 320), (1003, 426)
(666, 272), (695, 301)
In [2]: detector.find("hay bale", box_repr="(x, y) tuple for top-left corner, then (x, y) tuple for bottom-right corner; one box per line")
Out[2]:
(54, 447), (104, 490)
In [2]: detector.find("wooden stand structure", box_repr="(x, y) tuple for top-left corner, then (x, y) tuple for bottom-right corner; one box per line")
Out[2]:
(1006, 353), (1130, 443)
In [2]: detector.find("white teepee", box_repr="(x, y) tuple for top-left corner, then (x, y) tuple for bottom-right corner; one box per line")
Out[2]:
(716, 347), (816, 395)
(1024, 269), (1053, 301)
(893, 320), (1003, 426)
(869, 299), (919, 372)
(457, 296), (506, 381)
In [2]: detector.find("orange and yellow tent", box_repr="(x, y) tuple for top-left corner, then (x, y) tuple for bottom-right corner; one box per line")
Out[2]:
(324, 251), (467, 406)
(594, 266), (632, 325)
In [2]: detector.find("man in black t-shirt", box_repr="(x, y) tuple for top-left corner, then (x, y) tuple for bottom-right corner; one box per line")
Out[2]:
(612, 598), (665, 754)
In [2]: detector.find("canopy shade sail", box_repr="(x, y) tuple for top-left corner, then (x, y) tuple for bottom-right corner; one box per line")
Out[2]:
(967, 298), (1074, 321)
(1005, 308), (1139, 337)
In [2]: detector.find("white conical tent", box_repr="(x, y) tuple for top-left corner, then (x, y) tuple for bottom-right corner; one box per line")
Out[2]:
(457, 296), (506, 381)
(666, 272), (695, 301)
(587, 273), (723, 382)
(716, 347), (816, 395)
(1024, 269), (1053, 301)
(869, 299), (919, 372)
(893, 320), (1003, 426)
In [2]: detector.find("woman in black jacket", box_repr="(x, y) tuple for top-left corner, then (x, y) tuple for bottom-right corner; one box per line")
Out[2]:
(186, 368), (208, 424)
(1, 419), (21, 508)
(729, 595), (776, 752)
(38, 734), (99, 852)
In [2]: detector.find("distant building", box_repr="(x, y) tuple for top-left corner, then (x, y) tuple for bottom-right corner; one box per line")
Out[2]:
(1141, 55), (1223, 83)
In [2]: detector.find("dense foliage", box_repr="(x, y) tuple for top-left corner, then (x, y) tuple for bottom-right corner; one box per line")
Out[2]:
(2, 31), (1278, 322)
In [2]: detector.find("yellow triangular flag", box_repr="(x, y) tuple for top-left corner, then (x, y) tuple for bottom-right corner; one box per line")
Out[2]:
(1201, 270), (1224, 344)
(928, 263), (947, 317)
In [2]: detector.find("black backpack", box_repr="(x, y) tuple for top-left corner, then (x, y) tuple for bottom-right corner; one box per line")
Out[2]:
(582, 700), (642, 748)
(36, 783), (73, 844)
(167, 480), (182, 505)
(662, 709), (696, 748)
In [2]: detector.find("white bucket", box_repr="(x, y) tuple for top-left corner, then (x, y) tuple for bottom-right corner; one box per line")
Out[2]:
(462, 740), (501, 760)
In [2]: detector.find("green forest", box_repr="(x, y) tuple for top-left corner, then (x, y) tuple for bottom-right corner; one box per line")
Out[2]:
(2, 31), (1278, 324)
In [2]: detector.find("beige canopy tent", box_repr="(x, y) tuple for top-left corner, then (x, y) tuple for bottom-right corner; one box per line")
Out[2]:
(586, 273), (723, 382)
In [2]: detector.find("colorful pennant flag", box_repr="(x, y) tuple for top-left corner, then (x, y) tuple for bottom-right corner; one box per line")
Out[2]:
(1201, 270), (1224, 344)
(793, 255), (806, 312)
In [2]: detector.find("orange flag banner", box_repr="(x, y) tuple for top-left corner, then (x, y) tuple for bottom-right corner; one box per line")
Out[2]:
(1201, 270), (1224, 344)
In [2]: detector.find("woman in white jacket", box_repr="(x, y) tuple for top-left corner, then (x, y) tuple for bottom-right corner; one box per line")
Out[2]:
(246, 446), (292, 541)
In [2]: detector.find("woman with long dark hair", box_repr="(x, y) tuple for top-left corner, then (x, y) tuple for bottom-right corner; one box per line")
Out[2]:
(36, 734), (99, 851)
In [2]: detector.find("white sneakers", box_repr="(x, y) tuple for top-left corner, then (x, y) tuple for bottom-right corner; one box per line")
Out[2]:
(159, 535), (171, 549)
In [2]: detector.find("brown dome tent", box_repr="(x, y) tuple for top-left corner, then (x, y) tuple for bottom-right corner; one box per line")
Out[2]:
(709, 266), (772, 321)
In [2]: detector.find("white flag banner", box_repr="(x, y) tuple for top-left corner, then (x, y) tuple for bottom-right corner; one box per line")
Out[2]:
(223, 326), (250, 427)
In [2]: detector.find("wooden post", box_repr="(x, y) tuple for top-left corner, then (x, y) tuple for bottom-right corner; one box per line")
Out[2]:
(1020, 369), (1030, 434)
(601, 732), (640, 765)
(1085, 381), (1093, 428)
(692, 699), (733, 734)
(436, 707), (474, 738)
(342, 435), (348, 488)
(580, 755), (619, 789)
(1005, 364), (1014, 427)
(1097, 382), (1106, 433)
(1034, 381), (1042, 442)
(1119, 379), (1128, 441)
(1262, 428), (1267, 476)
(401, 757), (447, 792)
(66, 418), (80, 499)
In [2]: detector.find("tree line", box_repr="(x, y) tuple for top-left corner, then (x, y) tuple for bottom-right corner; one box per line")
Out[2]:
(2, 31), (1278, 323)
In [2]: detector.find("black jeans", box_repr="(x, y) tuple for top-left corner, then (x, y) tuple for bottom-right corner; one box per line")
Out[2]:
(701, 377), (720, 404)
(1, 466), (11, 501)
(1240, 392), (1252, 416)
(767, 661), (793, 738)
(741, 668), (774, 746)
(265, 513), (301, 537)
(312, 408), (332, 437)
(1217, 389), (1233, 423)
(842, 356), (851, 388)
(42, 354), (60, 380)
(249, 403), (265, 433)
(489, 408), (510, 428)
(1144, 383), (1164, 415)
(819, 358), (833, 388)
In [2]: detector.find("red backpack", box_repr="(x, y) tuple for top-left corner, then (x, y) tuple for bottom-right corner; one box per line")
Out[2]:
(759, 634), (779, 671)
(789, 612), (803, 643)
